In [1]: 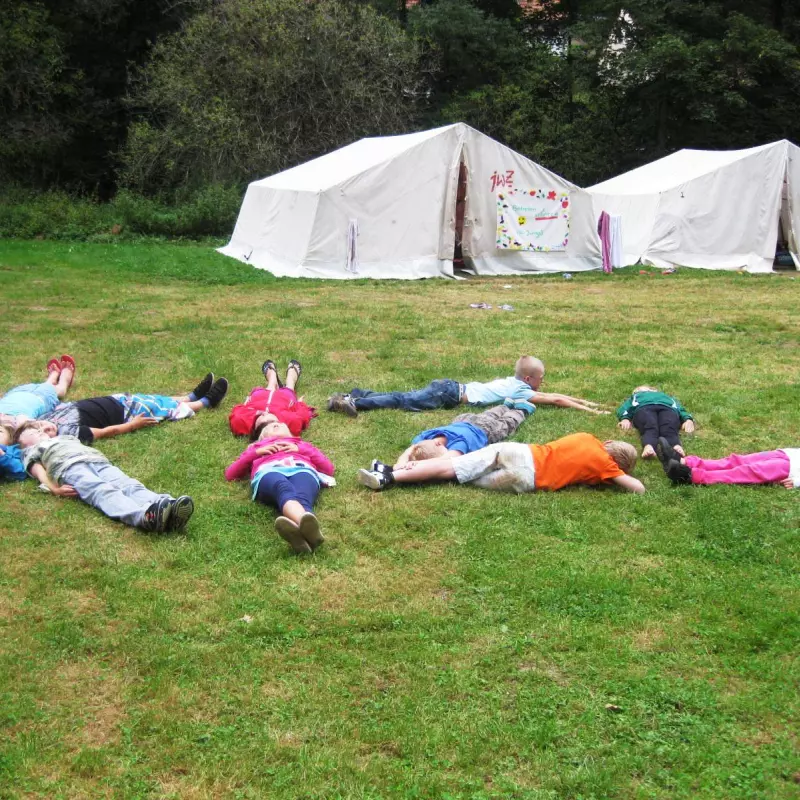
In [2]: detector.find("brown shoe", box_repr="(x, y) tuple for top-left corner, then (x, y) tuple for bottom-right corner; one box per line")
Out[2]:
(275, 516), (311, 554)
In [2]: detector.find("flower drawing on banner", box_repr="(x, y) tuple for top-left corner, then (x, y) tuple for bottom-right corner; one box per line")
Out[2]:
(547, 190), (557, 200)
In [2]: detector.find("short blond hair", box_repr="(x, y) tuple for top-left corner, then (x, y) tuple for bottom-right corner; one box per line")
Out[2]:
(604, 440), (637, 474)
(515, 355), (544, 381)
(409, 440), (443, 461)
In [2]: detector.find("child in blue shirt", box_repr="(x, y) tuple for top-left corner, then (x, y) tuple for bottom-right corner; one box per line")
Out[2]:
(328, 356), (607, 417)
(0, 355), (76, 429)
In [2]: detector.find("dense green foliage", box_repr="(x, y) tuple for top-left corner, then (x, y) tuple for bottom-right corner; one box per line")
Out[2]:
(1, 241), (799, 796)
(2, 0), (800, 226)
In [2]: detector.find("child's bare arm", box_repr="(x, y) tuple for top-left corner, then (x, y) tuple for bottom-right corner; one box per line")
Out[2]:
(611, 474), (646, 494)
(29, 463), (78, 497)
(91, 416), (161, 440)
(394, 445), (416, 468)
(534, 392), (610, 414)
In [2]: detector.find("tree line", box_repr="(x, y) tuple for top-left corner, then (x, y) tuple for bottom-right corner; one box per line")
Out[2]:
(2, 0), (799, 200)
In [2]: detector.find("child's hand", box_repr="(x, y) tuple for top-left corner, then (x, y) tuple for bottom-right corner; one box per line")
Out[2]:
(53, 484), (78, 497)
(781, 478), (795, 489)
(256, 442), (299, 456)
(130, 415), (161, 430)
(682, 420), (695, 433)
(618, 419), (632, 430)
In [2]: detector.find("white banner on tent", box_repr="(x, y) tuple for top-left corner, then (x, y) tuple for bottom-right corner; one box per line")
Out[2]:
(496, 188), (570, 251)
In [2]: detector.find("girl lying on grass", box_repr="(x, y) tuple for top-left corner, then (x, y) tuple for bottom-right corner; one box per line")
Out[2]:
(0, 355), (76, 430)
(225, 418), (334, 555)
(658, 437), (800, 488)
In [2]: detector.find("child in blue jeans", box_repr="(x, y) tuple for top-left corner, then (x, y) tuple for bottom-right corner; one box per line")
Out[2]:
(327, 356), (607, 417)
(0, 355), (76, 429)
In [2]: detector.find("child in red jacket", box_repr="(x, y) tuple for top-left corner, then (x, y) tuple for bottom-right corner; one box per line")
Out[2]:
(228, 359), (315, 438)
(225, 418), (334, 554)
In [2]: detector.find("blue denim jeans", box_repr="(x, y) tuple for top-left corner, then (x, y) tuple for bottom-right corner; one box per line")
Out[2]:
(350, 379), (463, 412)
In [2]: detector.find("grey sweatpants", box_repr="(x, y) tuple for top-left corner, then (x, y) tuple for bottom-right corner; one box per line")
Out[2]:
(61, 462), (172, 528)
(452, 405), (526, 444)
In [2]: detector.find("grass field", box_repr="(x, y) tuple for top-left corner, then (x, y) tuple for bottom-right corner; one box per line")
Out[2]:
(1, 240), (799, 799)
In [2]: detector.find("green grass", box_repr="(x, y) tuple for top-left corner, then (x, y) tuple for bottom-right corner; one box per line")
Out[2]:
(1, 239), (799, 799)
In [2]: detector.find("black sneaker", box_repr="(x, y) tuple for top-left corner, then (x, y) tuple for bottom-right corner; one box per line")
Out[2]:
(205, 377), (229, 408)
(327, 393), (357, 417)
(370, 459), (393, 475)
(666, 460), (693, 485)
(191, 372), (214, 400)
(358, 468), (393, 490)
(167, 495), (194, 532)
(657, 437), (680, 469)
(141, 497), (172, 532)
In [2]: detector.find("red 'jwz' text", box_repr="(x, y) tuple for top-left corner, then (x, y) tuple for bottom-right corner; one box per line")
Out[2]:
(490, 170), (515, 192)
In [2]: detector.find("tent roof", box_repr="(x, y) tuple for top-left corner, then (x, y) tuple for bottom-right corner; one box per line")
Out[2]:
(589, 141), (787, 195)
(251, 125), (459, 193)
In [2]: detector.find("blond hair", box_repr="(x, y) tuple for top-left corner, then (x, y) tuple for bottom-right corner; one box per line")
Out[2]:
(515, 355), (544, 381)
(604, 440), (637, 474)
(409, 440), (443, 462)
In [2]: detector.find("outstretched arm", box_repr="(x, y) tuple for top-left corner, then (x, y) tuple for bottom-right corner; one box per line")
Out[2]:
(534, 392), (610, 414)
(611, 474), (646, 494)
(91, 416), (161, 440)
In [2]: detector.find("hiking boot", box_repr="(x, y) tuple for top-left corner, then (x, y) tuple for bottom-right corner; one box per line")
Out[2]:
(205, 377), (229, 408)
(666, 459), (693, 485)
(167, 495), (194, 532)
(191, 372), (214, 400)
(358, 468), (394, 490)
(298, 512), (324, 551)
(327, 393), (358, 417)
(141, 497), (172, 532)
(275, 516), (312, 554)
(657, 437), (680, 469)
(504, 397), (536, 415)
(370, 459), (393, 475)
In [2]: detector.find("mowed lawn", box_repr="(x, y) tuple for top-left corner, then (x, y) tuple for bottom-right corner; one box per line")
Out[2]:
(1, 240), (799, 799)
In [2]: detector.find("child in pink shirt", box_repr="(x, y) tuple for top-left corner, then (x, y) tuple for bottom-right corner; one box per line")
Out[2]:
(225, 419), (334, 554)
(658, 437), (800, 488)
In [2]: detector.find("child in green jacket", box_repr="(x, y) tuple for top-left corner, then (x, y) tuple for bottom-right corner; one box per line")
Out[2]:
(616, 386), (694, 459)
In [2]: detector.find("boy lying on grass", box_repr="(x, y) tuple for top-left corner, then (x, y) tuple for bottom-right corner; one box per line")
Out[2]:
(36, 372), (228, 444)
(359, 433), (645, 495)
(328, 356), (608, 417)
(370, 403), (530, 475)
(15, 422), (194, 533)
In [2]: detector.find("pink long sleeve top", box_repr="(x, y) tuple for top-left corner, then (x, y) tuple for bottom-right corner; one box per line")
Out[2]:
(224, 436), (335, 482)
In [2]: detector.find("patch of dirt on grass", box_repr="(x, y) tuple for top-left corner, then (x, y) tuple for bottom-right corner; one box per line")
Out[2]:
(277, 545), (454, 616)
(517, 660), (570, 686)
(54, 659), (128, 750)
(631, 626), (667, 652)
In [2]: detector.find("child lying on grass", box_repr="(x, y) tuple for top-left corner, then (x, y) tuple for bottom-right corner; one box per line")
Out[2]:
(370, 403), (530, 476)
(0, 355), (76, 430)
(225, 419), (334, 555)
(15, 422), (193, 532)
(359, 433), (644, 495)
(616, 385), (694, 459)
(658, 437), (800, 488)
(0, 424), (26, 481)
(328, 355), (607, 417)
(36, 372), (228, 444)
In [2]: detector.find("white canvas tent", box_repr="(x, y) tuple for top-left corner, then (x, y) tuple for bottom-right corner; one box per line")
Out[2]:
(219, 123), (603, 279)
(589, 140), (800, 272)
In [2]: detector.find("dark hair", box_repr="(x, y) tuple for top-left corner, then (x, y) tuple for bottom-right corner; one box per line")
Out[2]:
(251, 420), (267, 442)
(13, 420), (41, 444)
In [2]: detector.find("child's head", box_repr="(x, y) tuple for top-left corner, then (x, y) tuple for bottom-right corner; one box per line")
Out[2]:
(409, 439), (447, 461)
(515, 355), (545, 391)
(603, 440), (638, 474)
(633, 385), (658, 393)
(14, 421), (51, 449)
(0, 425), (13, 447)
(251, 412), (279, 441)
(258, 420), (292, 440)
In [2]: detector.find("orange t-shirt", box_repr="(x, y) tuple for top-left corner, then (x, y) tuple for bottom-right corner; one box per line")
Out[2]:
(530, 433), (624, 492)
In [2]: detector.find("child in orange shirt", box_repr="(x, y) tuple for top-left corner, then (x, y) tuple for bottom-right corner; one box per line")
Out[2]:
(358, 433), (644, 494)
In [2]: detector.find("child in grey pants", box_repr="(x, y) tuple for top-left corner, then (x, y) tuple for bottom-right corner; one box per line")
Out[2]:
(16, 422), (193, 533)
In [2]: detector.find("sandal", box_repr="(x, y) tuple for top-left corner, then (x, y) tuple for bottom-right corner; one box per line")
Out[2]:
(47, 358), (62, 375)
(261, 359), (284, 388)
(287, 359), (302, 380)
(60, 354), (76, 377)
